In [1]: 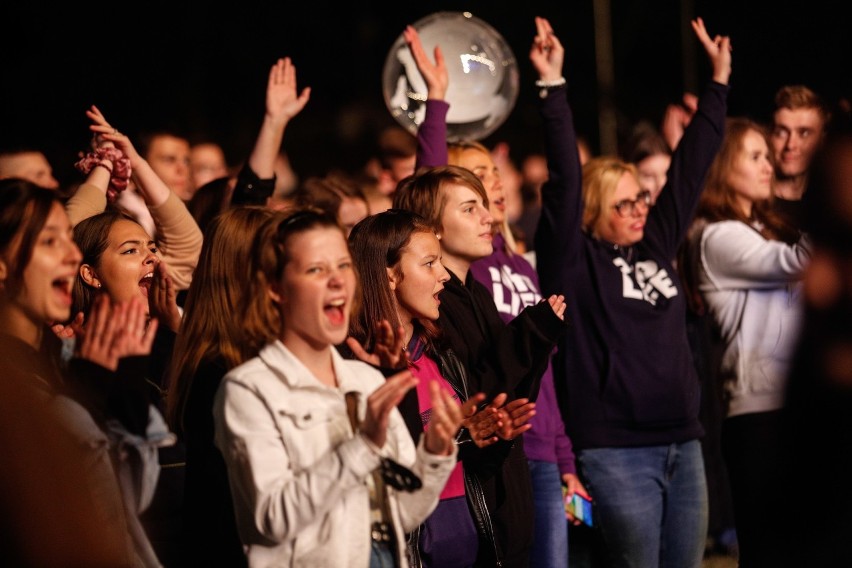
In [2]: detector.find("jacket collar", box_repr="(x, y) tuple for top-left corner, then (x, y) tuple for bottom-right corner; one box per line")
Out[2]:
(258, 339), (362, 393)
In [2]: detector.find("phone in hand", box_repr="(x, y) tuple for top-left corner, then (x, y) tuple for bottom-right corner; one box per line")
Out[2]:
(562, 485), (594, 527)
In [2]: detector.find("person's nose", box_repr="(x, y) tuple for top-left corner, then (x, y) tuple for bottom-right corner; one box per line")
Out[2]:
(481, 207), (494, 226)
(437, 262), (450, 283)
(328, 268), (345, 288)
(786, 133), (800, 151)
(65, 239), (83, 266)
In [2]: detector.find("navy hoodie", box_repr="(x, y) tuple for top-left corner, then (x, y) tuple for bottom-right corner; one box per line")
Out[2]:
(535, 81), (728, 450)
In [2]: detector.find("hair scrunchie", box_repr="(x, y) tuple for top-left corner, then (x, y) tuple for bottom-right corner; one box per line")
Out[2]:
(75, 146), (132, 202)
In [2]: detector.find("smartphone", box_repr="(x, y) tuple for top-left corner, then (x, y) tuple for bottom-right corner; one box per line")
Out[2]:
(562, 486), (594, 527)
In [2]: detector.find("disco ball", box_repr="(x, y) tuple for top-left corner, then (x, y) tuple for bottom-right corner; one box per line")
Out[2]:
(382, 11), (519, 142)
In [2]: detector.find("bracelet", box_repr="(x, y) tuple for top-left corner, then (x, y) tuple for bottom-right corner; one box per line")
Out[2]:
(535, 77), (567, 88)
(74, 146), (132, 201)
(536, 77), (567, 99)
(91, 162), (113, 175)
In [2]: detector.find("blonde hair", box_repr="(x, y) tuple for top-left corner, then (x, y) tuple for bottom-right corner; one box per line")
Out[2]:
(581, 157), (639, 235)
(447, 140), (519, 254)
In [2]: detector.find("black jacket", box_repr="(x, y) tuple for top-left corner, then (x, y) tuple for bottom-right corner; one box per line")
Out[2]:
(437, 270), (566, 568)
(403, 346), (501, 568)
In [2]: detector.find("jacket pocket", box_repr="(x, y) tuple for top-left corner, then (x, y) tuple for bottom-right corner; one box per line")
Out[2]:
(271, 400), (349, 468)
(601, 342), (699, 426)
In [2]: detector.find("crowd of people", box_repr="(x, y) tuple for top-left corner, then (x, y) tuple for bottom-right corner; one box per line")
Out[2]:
(1, 12), (849, 568)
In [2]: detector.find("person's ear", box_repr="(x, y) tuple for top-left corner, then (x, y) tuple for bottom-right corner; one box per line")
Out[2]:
(79, 264), (102, 289)
(386, 267), (398, 291)
(267, 282), (283, 305)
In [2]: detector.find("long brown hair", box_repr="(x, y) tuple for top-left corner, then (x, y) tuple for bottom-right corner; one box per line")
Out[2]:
(348, 209), (441, 353)
(697, 117), (799, 244)
(0, 179), (58, 299)
(166, 206), (276, 434)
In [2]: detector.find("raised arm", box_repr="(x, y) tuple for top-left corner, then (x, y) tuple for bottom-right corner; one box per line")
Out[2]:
(66, 129), (123, 225)
(230, 58), (310, 207)
(529, 16), (565, 86)
(530, 16), (586, 296)
(245, 57), (310, 180)
(692, 17), (732, 87)
(647, 17), (731, 254)
(89, 107), (203, 289)
(88, 106), (171, 208)
(403, 24), (450, 168)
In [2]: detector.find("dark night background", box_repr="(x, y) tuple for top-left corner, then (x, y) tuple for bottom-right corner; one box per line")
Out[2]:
(2, 1), (848, 188)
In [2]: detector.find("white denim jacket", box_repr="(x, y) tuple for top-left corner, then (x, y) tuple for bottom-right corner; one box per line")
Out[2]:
(214, 340), (456, 568)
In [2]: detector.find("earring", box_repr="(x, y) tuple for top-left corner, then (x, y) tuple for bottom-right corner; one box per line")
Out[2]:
(96, 282), (102, 289)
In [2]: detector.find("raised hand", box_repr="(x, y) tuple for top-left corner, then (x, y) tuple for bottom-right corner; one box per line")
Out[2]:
(661, 92), (699, 150)
(248, 57), (310, 179)
(148, 260), (182, 332)
(345, 320), (408, 369)
(265, 57), (311, 127)
(404, 24), (448, 100)
(529, 16), (565, 83)
(691, 17), (732, 85)
(359, 369), (418, 449)
(86, 105), (172, 206)
(423, 380), (465, 456)
(86, 105), (141, 163)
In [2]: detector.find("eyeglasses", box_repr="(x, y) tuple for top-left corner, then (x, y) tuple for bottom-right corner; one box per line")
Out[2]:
(612, 190), (652, 218)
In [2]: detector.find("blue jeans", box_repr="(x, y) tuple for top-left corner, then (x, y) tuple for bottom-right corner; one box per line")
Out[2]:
(528, 460), (569, 568)
(369, 540), (396, 568)
(577, 441), (708, 568)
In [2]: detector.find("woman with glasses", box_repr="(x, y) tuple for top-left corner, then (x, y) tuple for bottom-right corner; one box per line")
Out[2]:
(533, 16), (731, 568)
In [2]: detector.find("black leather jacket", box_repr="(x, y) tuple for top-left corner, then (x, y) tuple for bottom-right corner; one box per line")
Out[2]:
(406, 347), (502, 568)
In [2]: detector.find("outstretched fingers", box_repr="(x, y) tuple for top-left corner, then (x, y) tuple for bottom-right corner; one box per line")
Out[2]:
(362, 370), (417, 448)
(425, 380), (464, 455)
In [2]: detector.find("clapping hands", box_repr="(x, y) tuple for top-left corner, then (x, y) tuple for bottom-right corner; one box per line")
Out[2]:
(76, 295), (158, 371)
